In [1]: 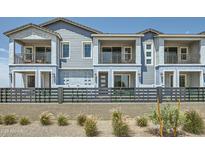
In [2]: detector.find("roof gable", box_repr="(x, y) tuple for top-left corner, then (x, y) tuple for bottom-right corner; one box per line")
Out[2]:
(4, 23), (62, 39)
(40, 17), (102, 34)
(137, 28), (163, 35)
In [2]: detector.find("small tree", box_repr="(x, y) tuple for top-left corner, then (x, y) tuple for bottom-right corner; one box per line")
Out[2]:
(150, 101), (184, 137)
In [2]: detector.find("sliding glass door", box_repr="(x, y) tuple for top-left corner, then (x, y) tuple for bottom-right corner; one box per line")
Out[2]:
(114, 74), (130, 88)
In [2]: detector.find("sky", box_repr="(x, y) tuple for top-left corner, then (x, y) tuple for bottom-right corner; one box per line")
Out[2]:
(1, 17), (205, 87)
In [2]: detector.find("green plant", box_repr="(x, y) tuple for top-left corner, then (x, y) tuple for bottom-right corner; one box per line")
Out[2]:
(150, 104), (184, 136)
(84, 116), (98, 137)
(136, 116), (148, 127)
(39, 111), (54, 126)
(112, 109), (129, 137)
(20, 117), (30, 125)
(3, 114), (18, 125)
(0, 115), (3, 124)
(57, 114), (69, 126)
(183, 110), (204, 134)
(77, 114), (87, 126)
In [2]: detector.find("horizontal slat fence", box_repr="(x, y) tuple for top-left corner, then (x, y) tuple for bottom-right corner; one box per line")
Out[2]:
(0, 87), (204, 103)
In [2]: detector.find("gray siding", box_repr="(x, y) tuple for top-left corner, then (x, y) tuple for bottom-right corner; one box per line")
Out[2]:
(45, 21), (94, 68)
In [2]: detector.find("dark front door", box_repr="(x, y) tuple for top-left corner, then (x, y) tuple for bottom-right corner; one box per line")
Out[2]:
(99, 72), (108, 88)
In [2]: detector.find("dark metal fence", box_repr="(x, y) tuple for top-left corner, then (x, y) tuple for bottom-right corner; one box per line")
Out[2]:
(0, 87), (205, 103)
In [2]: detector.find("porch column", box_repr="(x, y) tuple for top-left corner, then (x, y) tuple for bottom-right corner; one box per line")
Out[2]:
(135, 38), (141, 64)
(109, 70), (114, 88)
(93, 38), (99, 65)
(11, 71), (15, 88)
(36, 71), (40, 88)
(176, 70), (180, 87)
(9, 39), (15, 64)
(200, 71), (204, 87)
(173, 71), (177, 87)
(135, 71), (139, 87)
(158, 38), (164, 65)
(51, 38), (57, 65)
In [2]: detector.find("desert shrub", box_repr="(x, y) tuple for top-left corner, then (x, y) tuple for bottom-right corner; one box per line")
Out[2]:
(39, 111), (54, 126)
(84, 116), (98, 137)
(3, 114), (18, 125)
(150, 104), (184, 136)
(19, 117), (30, 125)
(112, 110), (129, 137)
(57, 114), (69, 126)
(183, 110), (204, 134)
(0, 115), (3, 124)
(77, 114), (87, 126)
(136, 116), (148, 127)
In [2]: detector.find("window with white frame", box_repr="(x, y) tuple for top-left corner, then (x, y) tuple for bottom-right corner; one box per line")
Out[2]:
(83, 42), (92, 58)
(180, 47), (188, 61)
(24, 47), (33, 62)
(145, 43), (153, 65)
(62, 42), (70, 58)
(124, 47), (132, 62)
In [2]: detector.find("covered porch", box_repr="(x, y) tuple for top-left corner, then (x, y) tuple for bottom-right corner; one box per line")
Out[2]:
(95, 66), (140, 88)
(10, 69), (54, 88)
(164, 71), (203, 87)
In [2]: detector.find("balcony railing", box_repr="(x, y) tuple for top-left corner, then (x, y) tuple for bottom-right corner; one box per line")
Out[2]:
(99, 54), (135, 64)
(164, 55), (178, 64)
(15, 52), (51, 64)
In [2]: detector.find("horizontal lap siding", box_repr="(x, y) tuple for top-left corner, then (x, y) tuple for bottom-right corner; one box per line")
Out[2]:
(45, 21), (93, 68)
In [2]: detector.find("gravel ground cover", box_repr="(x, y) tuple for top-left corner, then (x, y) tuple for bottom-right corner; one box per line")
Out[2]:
(0, 119), (204, 137)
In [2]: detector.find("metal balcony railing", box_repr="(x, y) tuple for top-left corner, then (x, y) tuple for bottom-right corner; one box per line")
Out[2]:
(15, 52), (51, 64)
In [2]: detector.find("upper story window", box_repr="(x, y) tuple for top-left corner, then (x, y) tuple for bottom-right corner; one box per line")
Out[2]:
(83, 42), (92, 58)
(62, 42), (70, 58)
(145, 43), (153, 65)
(24, 47), (33, 62)
(180, 47), (188, 61)
(124, 47), (132, 62)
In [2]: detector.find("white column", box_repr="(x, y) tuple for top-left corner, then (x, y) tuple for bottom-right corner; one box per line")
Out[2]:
(173, 70), (177, 87)
(93, 38), (99, 65)
(135, 71), (139, 87)
(158, 38), (164, 65)
(36, 71), (40, 88)
(11, 71), (15, 88)
(176, 70), (180, 87)
(9, 39), (15, 64)
(51, 38), (57, 65)
(108, 70), (114, 88)
(135, 38), (141, 65)
(200, 71), (204, 87)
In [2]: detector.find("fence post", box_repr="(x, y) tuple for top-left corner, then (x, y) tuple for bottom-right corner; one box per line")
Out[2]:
(58, 87), (63, 104)
(157, 87), (162, 103)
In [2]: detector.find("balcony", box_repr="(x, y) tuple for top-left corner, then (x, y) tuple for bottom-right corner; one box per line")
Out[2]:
(164, 40), (200, 64)
(15, 52), (51, 64)
(99, 40), (136, 64)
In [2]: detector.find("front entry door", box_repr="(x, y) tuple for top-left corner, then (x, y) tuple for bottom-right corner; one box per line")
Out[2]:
(99, 72), (108, 88)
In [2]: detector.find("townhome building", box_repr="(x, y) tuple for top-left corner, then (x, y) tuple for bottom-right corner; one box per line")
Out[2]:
(4, 18), (205, 88)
